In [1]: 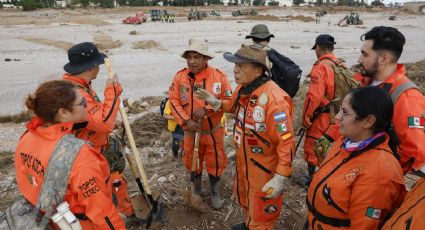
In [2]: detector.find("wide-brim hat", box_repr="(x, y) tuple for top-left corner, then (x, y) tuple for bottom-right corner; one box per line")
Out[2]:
(64, 42), (107, 75)
(245, 24), (275, 40)
(311, 34), (336, 50)
(181, 39), (214, 59)
(223, 44), (269, 71)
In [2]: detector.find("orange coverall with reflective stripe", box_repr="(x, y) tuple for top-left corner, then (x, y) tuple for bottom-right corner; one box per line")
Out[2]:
(382, 176), (425, 230)
(222, 80), (295, 230)
(168, 66), (232, 177)
(63, 74), (133, 215)
(307, 135), (405, 230)
(302, 54), (337, 166)
(15, 117), (125, 230)
(356, 64), (425, 173)
(63, 73), (122, 151)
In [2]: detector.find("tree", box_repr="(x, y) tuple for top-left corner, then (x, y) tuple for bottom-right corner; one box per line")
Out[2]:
(268, 0), (279, 6)
(293, 0), (305, 5)
(21, 0), (39, 11)
(253, 0), (265, 6)
(79, 0), (90, 7)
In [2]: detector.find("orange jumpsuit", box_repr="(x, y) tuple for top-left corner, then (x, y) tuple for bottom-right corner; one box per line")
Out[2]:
(63, 74), (133, 216)
(168, 66), (232, 177)
(15, 117), (125, 230)
(356, 64), (425, 173)
(382, 176), (425, 229)
(302, 54), (338, 166)
(222, 79), (295, 230)
(307, 135), (405, 230)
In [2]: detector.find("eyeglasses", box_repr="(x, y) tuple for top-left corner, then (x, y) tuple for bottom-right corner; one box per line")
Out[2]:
(73, 97), (87, 108)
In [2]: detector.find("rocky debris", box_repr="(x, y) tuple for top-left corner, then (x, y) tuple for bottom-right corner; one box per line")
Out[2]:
(405, 59), (425, 92)
(129, 112), (166, 147)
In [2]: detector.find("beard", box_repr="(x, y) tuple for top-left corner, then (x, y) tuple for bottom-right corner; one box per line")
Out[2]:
(361, 58), (379, 78)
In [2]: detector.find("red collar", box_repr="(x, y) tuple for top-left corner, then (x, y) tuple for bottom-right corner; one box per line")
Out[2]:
(183, 66), (212, 81)
(26, 117), (75, 140)
(318, 53), (337, 61)
(63, 73), (90, 88)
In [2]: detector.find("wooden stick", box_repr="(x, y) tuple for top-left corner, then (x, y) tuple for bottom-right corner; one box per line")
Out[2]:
(104, 58), (152, 195)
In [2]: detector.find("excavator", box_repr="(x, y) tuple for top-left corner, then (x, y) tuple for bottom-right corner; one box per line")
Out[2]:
(338, 12), (363, 26)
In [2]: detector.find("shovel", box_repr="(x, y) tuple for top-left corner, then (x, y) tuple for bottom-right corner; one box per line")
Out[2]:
(181, 118), (207, 213)
(104, 58), (163, 228)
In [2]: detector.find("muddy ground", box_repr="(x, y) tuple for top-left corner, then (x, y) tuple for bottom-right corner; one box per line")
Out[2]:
(1, 5), (424, 229)
(1, 56), (424, 229)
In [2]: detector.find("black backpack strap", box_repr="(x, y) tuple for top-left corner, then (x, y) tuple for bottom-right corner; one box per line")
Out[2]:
(35, 134), (85, 225)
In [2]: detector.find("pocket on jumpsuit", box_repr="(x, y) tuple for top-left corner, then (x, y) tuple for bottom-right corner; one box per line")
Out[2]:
(252, 191), (283, 223)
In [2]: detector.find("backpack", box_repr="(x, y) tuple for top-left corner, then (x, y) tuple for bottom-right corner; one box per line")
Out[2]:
(159, 97), (168, 117)
(0, 134), (85, 230)
(266, 48), (302, 98)
(320, 57), (359, 123)
(385, 81), (423, 160)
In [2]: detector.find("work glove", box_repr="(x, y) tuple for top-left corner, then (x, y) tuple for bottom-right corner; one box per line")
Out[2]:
(314, 135), (333, 166)
(261, 173), (287, 199)
(195, 89), (222, 112)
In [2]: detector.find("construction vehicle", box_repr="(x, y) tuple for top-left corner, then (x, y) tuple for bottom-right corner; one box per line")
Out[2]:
(151, 9), (162, 21)
(209, 10), (221, 16)
(231, 9), (258, 17)
(338, 12), (363, 26)
(188, 9), (203, 21)
(123, 12), (147, 24)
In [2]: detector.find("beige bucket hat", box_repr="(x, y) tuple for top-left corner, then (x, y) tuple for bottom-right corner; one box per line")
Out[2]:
(181, 39), (215, 59)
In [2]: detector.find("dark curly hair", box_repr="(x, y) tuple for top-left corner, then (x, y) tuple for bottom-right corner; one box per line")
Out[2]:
(25, 80), (77, 123)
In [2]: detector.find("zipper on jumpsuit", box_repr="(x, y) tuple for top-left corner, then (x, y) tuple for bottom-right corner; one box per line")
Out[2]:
(241, 93), (252, 226)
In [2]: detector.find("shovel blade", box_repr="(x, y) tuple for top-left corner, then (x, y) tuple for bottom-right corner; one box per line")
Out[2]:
(130, 192), (151, 219)
(180, 186), (208, 213)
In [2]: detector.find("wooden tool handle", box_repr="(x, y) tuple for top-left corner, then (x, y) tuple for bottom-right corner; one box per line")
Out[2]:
(104, 58), (152, 195)
(191, 119), (202, 172)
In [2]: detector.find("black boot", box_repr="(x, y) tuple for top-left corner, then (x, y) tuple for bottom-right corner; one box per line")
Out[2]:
(231, 222), (248, 230)
(306, 163), (316, 186)
(208, 174), (223, 209)
(190, 172), (202, 195)
(307, 164), (316, 178)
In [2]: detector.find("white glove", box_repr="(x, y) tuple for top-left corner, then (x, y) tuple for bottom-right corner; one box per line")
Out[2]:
(195, 89), (222, 111)
(261, 173), (286, 199)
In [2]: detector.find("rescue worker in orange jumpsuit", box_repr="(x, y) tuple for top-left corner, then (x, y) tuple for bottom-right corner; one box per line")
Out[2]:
(168, 39), (232, 209)
(307, 86), (405, 230)
(382, 166), (425, 229)
(315, 26), (425, 174)
(62, 42), (133, 216)
(15, 80), (125, 229)
(197, 44), (295, 230)
(302, 34), (340, 177)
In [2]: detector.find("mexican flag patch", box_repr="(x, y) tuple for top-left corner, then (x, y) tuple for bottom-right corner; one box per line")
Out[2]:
(408, 116), (425, 129)
(365, 207), (382, 219)
(276, 122), (288, 133)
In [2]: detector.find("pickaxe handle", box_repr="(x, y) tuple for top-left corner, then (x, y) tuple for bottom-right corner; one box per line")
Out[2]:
(191, 119), (202, 172)
(104, 58), (152, 195)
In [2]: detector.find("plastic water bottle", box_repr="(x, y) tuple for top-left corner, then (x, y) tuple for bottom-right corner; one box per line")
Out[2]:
(57, 201), (82, 230)
(51, 212), (72, 230)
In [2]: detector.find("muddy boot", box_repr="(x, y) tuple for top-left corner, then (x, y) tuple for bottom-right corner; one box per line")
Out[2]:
(190, 172), (202, 195)
(208, 174), (223, 209)
(231, 222), (248, 230)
